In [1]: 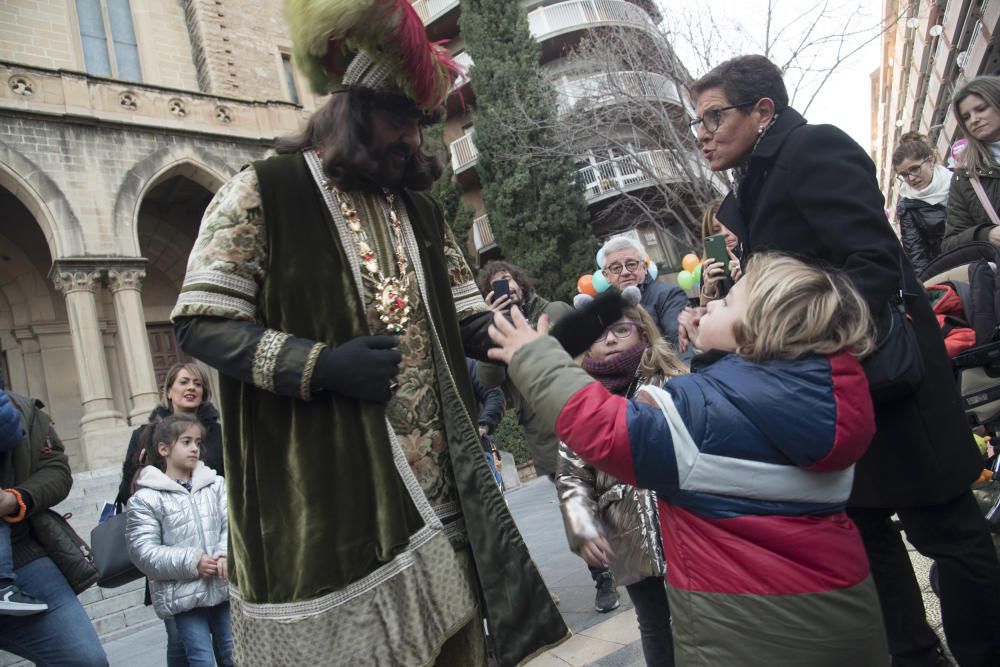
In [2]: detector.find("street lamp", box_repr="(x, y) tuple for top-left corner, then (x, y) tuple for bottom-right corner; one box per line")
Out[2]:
(906, 17), (943, 36)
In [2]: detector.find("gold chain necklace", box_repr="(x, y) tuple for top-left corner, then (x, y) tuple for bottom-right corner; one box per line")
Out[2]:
(324, 180), (412, 334)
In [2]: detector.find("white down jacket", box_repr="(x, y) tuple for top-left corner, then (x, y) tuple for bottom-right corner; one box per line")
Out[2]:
(126, 462), (228, 619)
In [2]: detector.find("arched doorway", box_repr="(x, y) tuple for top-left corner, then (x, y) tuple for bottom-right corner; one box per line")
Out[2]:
(136, 171), (217, 390)
(0, 187), (88, 468)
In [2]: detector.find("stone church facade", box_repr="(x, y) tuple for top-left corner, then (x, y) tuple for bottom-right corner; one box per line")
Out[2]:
(0, 0), (320, 473)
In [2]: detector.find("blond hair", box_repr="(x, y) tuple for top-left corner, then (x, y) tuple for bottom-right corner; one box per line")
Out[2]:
(699, 197), (725, 243)
(733, 254), (874, 361)
(624, 305), (688, 380)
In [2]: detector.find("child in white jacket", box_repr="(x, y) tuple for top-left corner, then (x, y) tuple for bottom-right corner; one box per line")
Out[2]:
(126, 414), (231, 666)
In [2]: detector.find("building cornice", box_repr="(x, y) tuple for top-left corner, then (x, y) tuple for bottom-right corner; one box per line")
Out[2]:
(1, 61), (309, 143)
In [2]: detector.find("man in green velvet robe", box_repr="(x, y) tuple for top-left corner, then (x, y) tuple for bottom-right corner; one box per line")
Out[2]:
(169, 2), (567, 664)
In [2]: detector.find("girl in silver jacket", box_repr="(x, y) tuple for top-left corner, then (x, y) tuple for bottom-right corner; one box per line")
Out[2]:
(556, 300), (686, 667)
(126, 414), (232, 666)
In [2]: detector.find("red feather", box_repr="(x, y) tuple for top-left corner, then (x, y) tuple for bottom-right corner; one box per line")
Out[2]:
(386, 0), (460, 109)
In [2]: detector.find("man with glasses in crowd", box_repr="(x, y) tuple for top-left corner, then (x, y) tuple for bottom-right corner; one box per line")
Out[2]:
(599, 236), (690, 361)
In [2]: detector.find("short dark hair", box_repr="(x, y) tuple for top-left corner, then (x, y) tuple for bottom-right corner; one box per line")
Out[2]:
(275, 88), (443, 191)
(690, 55), (789, 114)
(476, 261), (534, 300)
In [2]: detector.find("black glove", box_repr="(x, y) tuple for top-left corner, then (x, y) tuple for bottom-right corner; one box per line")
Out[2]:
(313, 336), (402, 404)
(550, 290), (627, 358)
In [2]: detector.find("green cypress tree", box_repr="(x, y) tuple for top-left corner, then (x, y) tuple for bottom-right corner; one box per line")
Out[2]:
(425, 124), (476, 265)
(460, 0), (597, 300)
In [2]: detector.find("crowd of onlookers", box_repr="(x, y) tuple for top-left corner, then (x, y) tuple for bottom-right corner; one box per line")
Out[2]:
(6, 60), (1000, 667)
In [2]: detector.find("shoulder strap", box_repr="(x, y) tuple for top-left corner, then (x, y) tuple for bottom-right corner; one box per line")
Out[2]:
(970, 174), (1000, 226)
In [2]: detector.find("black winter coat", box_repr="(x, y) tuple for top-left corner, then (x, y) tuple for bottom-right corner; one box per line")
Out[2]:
(943, 166), (1000, 252)
(114, 402), (224, 510)
(897, 197), (946, 276)
(718, 107), (981, 508)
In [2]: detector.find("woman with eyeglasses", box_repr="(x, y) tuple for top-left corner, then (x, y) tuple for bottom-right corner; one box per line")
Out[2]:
(688, 54), (1000, 666)
(893, 133), (949, 275)
(555, 298), (686, 667)
(944, 76), (1000, 253)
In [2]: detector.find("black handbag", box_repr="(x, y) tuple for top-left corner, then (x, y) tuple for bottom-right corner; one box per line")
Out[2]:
(90, 511), (143, 588)
(863, 290), (925, 404)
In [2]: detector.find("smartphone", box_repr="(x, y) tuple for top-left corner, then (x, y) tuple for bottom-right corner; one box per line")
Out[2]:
(703, 234), (731, 267)
(491, 278), (510, 300)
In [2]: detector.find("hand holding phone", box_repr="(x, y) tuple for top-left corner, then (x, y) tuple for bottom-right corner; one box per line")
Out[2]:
(703, 234), (730, 266)
(491, 279), (510, 301)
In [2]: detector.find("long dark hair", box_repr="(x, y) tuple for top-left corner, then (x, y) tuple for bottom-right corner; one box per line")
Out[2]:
(275, 89), (443, 191)
(140, 414), (203, 473)
(953, 76), (1000, 174)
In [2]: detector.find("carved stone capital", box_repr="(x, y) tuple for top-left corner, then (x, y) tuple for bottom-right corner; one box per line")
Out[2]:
(53, 270), (101, 295)
(107, 268), (146, 293)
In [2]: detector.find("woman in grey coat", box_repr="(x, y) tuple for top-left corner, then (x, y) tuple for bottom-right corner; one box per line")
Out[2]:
(556, 301), (686, 667)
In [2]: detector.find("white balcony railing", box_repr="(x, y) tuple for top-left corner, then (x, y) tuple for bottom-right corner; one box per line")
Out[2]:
(554, 70), (681, 114)
(451, 52), (474, 91)
(527, 0), (657, 42)
(411, 0), (460, 25)
(450, 133), (479, 172)
(578, 149), (687, 203)
(472, 214), (495, 251)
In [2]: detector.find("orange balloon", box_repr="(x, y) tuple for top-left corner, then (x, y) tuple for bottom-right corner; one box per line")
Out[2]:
(681, 253), (700, 273)
(577, 274), (597, 297)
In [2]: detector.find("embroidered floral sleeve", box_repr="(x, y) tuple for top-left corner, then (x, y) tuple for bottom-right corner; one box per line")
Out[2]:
(171, 167), (267, 322)
(443, 224), (486, 319)
(170, 168), (325, 400)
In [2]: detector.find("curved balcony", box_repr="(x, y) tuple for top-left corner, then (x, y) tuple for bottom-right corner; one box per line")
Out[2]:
(578, 149), (690, 204)
(411, 0), (461, 39)
(451, 52), (474, 92)
(528, 0), (658, 44)
(472, 213), (496, 252)
(554, 70), (682, 115)
(450, 133), (479, 173)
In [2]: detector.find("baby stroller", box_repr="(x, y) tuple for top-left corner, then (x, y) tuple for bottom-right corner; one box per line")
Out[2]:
(919, 242), (1000, 593)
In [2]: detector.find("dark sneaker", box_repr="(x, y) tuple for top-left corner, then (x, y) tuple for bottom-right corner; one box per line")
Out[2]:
(0, 584), (48, 616)
(594, 572), (619, 613)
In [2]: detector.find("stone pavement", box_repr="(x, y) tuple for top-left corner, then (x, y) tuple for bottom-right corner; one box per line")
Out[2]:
(96, 476), (945, 666)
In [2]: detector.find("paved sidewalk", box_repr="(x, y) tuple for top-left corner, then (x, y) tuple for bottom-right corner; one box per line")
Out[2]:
(100, 476), (945, 666)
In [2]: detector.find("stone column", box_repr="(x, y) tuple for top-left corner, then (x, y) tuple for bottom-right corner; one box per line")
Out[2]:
(53, 269), (127, 469)
(108, 268), (160, 421)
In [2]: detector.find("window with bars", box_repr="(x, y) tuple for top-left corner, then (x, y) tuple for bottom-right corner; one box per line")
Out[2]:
(76, 0), (142, 81)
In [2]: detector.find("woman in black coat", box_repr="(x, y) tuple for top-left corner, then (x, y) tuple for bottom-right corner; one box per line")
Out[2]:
(893, 132), (950, 276)
(688, 55), (1000, 667)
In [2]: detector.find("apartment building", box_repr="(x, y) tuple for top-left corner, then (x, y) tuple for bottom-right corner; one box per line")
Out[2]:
(416, 0), (711, 267)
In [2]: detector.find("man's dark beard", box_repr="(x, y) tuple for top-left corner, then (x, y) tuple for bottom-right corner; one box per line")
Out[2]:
(371, 141), (416, 188)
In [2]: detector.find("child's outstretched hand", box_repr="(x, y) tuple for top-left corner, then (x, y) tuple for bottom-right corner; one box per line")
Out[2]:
(488, 307), (550, 365)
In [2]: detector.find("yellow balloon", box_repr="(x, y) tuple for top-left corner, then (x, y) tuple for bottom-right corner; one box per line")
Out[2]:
(681, 253), (700, 273)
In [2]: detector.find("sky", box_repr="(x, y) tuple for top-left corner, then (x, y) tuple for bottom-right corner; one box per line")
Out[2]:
(654, 0), (884, 149)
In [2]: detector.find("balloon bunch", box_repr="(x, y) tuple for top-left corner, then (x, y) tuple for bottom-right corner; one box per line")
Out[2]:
(576, 248), (659, 298)
(676, 253), (702, 291)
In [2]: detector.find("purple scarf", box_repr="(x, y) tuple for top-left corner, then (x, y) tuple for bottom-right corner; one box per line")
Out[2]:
(582, 343), (648, 395)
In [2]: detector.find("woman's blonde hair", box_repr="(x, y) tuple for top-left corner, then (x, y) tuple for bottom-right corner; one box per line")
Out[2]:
(953, 76), (1000, 174)
(699, 197), (725, 243)
(623, 305), (688, 380)
(160, 362), (213, 411)
(733, 254), (874, 361)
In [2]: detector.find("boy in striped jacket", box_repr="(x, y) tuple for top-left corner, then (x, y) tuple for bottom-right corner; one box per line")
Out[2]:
(489, 254), (889, 666)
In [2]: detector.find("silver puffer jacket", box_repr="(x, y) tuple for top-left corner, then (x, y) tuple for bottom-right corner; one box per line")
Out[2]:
(126, 462), (228, 619)
(555, 379), (666, 587)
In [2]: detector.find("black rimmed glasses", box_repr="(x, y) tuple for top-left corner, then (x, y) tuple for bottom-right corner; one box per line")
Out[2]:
(605, 259), (643, 275)
(688, 100), (759, 133)
(602, 322), (638, 340)
(896, 157), (932, 182)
